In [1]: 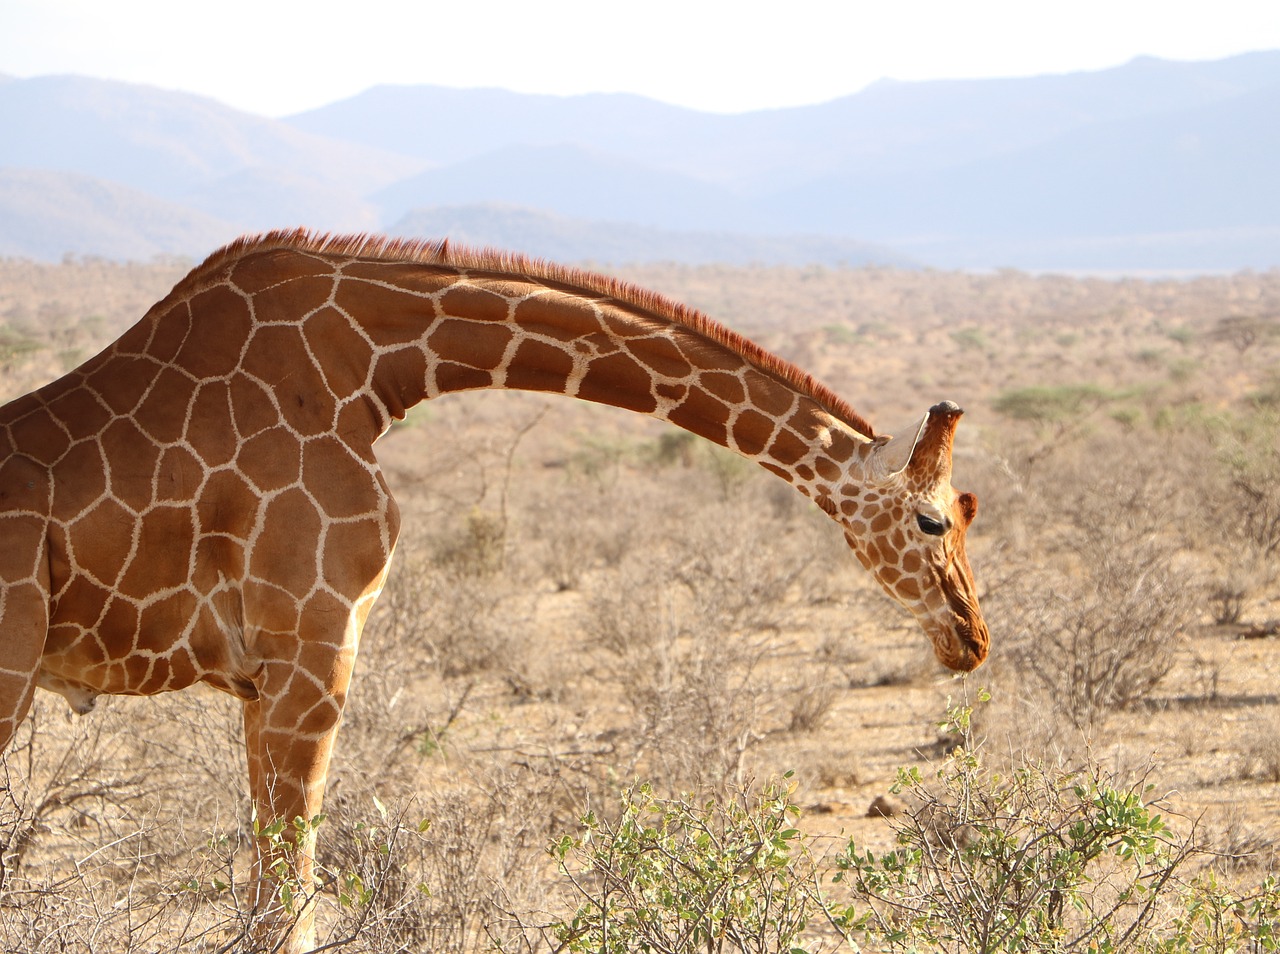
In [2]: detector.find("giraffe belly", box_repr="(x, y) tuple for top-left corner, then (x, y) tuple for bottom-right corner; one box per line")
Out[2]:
(39, 585), (260, 702)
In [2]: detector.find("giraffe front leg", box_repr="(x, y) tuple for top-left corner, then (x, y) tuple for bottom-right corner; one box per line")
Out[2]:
(0, 508), (51, 755)
(242, 641), (355, 953)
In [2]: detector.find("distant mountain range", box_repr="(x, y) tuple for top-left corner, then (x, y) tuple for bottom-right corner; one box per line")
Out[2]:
(2, 51), (1279, 271)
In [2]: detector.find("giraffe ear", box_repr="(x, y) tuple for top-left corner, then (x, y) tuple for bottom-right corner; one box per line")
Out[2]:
(865, 412), (929, 477)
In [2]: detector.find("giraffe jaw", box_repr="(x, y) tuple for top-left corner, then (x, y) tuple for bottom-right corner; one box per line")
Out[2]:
(923, 606), (989, 672)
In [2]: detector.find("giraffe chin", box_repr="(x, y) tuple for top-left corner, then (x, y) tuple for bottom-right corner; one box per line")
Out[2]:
(926, 619), (989, 673)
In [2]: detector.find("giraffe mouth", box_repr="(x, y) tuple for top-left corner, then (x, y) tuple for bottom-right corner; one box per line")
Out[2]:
(928, 613), (989, 672)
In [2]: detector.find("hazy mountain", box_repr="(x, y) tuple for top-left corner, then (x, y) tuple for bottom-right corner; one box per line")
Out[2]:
(374, 144), (762, 232)
(288, 85), (715, 174)
(0, 168), (237, 260)
(764, 77), (1280, 268)
(290, 52), (1280, 190)
(1, 53), (1278, 270)
(0, 75), (423, 203)
(389, 204), (912, 267)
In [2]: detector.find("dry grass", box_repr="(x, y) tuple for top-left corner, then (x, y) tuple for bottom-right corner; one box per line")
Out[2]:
(1, 256), (1278, 949)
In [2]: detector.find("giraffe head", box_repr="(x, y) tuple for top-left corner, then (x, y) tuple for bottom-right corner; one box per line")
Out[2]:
(839, 401), (988, 671)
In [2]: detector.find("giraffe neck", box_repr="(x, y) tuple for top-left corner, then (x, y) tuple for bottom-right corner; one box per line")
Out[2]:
(193, 234), (876, 501)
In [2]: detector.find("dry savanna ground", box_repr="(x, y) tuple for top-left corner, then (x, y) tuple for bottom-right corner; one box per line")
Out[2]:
(0, 251), (1278, 950)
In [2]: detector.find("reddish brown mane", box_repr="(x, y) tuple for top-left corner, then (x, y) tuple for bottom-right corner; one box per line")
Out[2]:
(180, 229), (875, 439)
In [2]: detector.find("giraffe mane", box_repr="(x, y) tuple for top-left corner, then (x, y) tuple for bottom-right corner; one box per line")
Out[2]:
(183, 228), (876, 439)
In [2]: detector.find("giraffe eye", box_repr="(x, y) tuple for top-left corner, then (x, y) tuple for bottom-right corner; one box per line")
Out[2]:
(916, 513), (947, 536)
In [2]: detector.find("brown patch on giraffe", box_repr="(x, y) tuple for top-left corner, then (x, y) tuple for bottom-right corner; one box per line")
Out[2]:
(503, 338), (576, 393)
(895, 577), (922, 601)
(187, 384), (239, 466)
(655, 381), (688, 403)
(136, 368), (197, 445)
(154, 445), (204, 503)
(743, 369), (797, 416)
(87, 356), (154, 416)
(250, 489), (322, 598)
(373, 347), (430, 417)
(46, 386), (113, 438)
(513, 294), (602, 342)
(303, 307), (376, 401)
(8, 406), (69, 466)
(228, 247), (336, 295)
(667, 386), (731, 444)
(302, 439), (376, 519)
(118, 506), (195, 600)
(814, 456), (840, 481)
(573, 333), (619, 358)
(578, 352), (658, 414)
(824, 429), (861, 464)
(50, 568), (117, 628)
(439, 284), (512, 324)
(337, 259), (451, 295)
(250, 275), (334, 325)
(322, 520), (389, 596)
(296, 634), (352, 687)
(598, 304), (666, 339)
(335, 400), (383, 444)
(0, 515), (45, 582)
(434, 362), (494, 394)
(759, 461), (793, 482)
(137, 591), (198, 653)
(167, 647), (201, 690)
(700, 371), (746, 405)
(51, 442), (107, 516)
(334, 278), (438, 347)
(429, 317), (514, 370)
(144, 303), (191, 363)
(243, 326), (336, 436)
(103, 418), (162, 513)
(228, 374), (280, 441)
(97, 597), (140, 647)
(730, 408), (775, 457)
(137, 656), (172, 695)
(111, 318), (158, 358)
(194, 536), (246, 586)
(243, 579), (301, 636)
(237, 427), (302, 493)
(766, 428), (808, 466)
(629, 335), (694, 379)
(176, 287), (253, 377)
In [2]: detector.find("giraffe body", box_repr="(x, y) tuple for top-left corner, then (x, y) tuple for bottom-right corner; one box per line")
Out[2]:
(0, 231), (988, 950)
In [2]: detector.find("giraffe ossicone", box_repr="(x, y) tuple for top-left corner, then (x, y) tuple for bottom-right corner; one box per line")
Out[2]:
(0, 230), (988, 950)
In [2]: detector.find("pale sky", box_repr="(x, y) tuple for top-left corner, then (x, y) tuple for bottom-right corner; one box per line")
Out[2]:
(2, 0), (1278, 117)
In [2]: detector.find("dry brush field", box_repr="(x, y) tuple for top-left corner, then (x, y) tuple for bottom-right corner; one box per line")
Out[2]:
(0, 252), (1278, 950)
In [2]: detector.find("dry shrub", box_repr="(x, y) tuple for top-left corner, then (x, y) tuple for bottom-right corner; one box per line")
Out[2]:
(315, 771), (562, 954)
(998, 536), (1196, 732)
(366, 532), (525, 680)
(583, 493), (821, 793)
(1242, 705), (1280, 784)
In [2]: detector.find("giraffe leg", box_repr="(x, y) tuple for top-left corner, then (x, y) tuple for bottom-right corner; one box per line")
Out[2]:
(242, 633), (358, 953)
(0, 508), (51, 755)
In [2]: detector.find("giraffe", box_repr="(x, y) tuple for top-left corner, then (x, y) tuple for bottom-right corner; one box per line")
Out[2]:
(0, 229), (987, 949)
